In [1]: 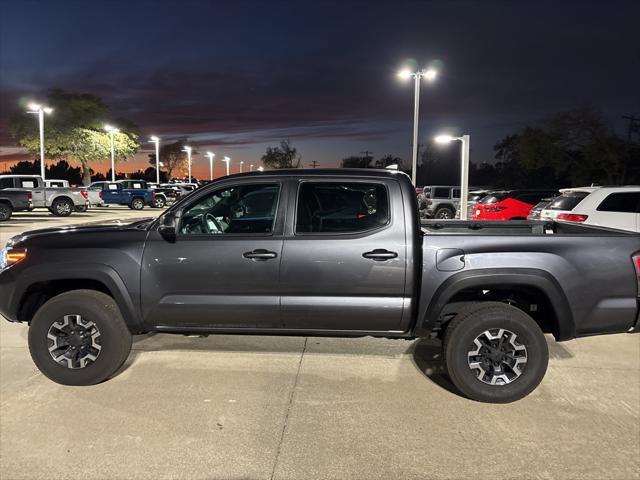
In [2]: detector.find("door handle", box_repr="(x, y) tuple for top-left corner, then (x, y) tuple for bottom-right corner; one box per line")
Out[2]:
(243, 249), (278, 260)
(362, 249), (398, 261)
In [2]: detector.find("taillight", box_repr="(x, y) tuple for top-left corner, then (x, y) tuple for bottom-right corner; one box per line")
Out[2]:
(99, 191), (104, 199)
(356, 212), (367, 219)
(80, 190), (88, 199)
(633, 254), (640, 296)
(27, 192), (32, 200)
(485, 205), (507, 213)
(557, 213), (588, 222)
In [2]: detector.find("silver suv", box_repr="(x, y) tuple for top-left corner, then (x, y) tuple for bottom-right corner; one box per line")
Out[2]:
(419, 185), (462, 219)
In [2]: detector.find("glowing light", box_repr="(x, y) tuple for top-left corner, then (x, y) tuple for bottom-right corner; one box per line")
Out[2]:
(398, 70), (412, 79)
(435, 135), (456, 144)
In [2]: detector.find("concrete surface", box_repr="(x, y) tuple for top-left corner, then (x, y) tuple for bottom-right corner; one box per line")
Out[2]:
(1, 209), (639, 479)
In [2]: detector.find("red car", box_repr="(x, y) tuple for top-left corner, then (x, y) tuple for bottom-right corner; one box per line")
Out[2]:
(472, 190), (558, 221)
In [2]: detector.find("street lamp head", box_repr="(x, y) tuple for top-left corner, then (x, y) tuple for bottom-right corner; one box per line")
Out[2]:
(397, 69), (413, 80)
(27, 102), (41, 111)
(43, 107), (53, 114)
(435, 134), (457, 144)
(149, 135), (160, 142)
(257, 166), (264, 172)
(104, 124), (119, 133)
(423, 68), (437, 81)
(206, 151), (215, 158)
(182, 146), (192, 153)
(223, 156), (230, 162)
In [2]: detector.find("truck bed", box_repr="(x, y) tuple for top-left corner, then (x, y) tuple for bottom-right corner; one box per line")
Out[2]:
(421, 219), (638, 236)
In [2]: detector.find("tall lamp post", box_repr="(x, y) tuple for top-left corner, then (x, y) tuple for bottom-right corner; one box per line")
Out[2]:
(205, 152), (215, 181)
(250, 164), (254, 172)
(240, 161), (244, 173)
(222, 156), (231, 176)
(104, 124), (120, 181)
(398, 67), (437, 186)
(182, 146), (193, 183)
(435, 134), (471, 220)
(27, 103), (53, 180)
(149, 136), (161, 183)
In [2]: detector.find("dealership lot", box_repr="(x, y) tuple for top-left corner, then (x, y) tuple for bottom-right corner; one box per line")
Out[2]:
(1, 209), (639, 480)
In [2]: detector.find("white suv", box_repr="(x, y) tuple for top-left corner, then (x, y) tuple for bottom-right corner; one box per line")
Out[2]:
(545, 186), (640, 232)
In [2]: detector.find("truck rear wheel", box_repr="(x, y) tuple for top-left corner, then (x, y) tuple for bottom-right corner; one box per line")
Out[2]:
(434, 206), (455, 219)
(443, 302), (548, 403)
(28, 290), (132, 386)
(152, 196), (166, 208)
(51, 197), (73, 216)
(0, 203), (12, 221)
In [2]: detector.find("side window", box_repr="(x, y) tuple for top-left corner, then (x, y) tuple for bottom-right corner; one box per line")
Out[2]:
(597, 192), (640, 213)
(180, 183), (280, 235)
(433, 187), (449, 198)
(451, 188), (460, 199)
(107, 184), (119, 190)
(0, 178), (14, 189)
(19, 179), (36, 188)
(296, 182), (389, 234)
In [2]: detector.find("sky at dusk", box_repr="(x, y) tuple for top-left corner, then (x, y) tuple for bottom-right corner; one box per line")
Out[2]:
(0, 0), (638, 180)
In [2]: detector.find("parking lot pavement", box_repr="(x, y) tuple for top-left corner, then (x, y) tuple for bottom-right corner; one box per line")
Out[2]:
(1, 211), (639, 480)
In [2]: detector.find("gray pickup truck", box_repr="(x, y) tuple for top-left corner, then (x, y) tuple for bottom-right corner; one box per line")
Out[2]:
(0, 174), (88, 216)
(1, 169), (638, 403)
(0, 189), (32, 221)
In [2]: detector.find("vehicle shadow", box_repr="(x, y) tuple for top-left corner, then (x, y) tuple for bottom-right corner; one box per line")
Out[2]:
(409, 338), (466, 398)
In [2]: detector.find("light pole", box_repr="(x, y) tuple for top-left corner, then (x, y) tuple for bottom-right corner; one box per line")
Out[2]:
(435, 134), (471, 220)
(250, 164), (254, 172)
(222, 156), (230, 176)
(27, 103), (53, 180)
(205, 152), (215, 181)
(240, 161), (244, 173)
(104, 124), (120, 181)
(149, 136), (161, 183)
(182, 146), (193, 183)
(398, 67), (437, 186)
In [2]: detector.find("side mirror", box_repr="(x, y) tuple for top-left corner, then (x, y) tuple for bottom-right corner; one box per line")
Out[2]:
(158, 212), (178, 242)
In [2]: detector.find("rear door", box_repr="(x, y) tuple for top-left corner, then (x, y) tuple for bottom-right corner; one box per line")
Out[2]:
(16, 176), (45, 206)
(279, 178), (408, 332)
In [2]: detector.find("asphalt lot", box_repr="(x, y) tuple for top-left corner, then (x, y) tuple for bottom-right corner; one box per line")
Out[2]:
(1, 207), (639, 480)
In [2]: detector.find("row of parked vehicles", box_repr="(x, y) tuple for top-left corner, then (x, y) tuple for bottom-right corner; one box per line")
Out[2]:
(0, 174), (200, 221)
(417, 184), (640, 232)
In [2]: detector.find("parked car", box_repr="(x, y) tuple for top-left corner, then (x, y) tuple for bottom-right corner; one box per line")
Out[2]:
(421, 185), (460, 219)
(1, 169), (639, 404)
(549, 186), (640, 232)
(44, 179), (102, 210)
(472, 189), (558, 221)
(527, 197), (555, 220)
(0, 189), (32, 221)
(0, 175), (88, 216)
(117, 180), (167, 208)
(463, 189), (493, 219)
(538, 187), (596, 222)
(87, 181), (155, 210)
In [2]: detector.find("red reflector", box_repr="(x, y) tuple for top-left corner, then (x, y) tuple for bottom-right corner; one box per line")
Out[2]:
(27, 192), (32, 200)
(557, 213), (588, 222)
(356, 212), (367, 219)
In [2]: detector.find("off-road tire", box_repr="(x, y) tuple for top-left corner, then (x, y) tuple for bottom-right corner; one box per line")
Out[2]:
(28, 290), (132, 386)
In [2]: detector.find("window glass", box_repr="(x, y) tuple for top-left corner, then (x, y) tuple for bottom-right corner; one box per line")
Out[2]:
(108, 184), (119, 190)
(132, 182), (143, 189)
(597, 192), (640, 213)
(180, 183), (280, 235)
(451, 188), (460, 198)
(479, 193), (506, 204)
(296, 182), (389, 234)
(0, 178), (14, 189)
(433, 187), (450, 198)
(19, 179), (36, 188)
(546, 192), (588, 211)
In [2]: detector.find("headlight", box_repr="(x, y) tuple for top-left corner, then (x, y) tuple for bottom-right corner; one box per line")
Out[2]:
(0, 247), (27, 271)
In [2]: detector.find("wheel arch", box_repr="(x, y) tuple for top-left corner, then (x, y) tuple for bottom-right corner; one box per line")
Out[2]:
(15, 264), (145, 333)
(417, 268), (575, 341)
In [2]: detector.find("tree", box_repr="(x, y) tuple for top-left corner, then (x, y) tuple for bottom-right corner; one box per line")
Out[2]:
(148, 138), (189, 180)
(261, 140), (301, 169)
(374, 155), (403, 169)
(8, 89), (140, 185)
(340, 155), (372, 168)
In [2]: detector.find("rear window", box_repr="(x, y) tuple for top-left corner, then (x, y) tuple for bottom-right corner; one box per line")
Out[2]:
(0, 178), (13, 189)
(479, 194), (506, 204)
(19, 179), (37, 188)
(546, 192), (589, 211)
(597, 192), (640, 213)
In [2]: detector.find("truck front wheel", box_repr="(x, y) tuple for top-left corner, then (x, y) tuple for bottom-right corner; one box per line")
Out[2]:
(443, 302), (548, 403)
(28, 290), (132, 386)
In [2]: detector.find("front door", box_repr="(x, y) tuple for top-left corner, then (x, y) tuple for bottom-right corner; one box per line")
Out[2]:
(279, 179), (408, 332)
(141, 180), (286, 329)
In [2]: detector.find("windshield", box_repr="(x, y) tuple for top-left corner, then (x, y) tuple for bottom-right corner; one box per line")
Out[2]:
(479, 193), (506, 204)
